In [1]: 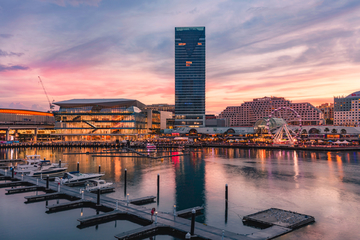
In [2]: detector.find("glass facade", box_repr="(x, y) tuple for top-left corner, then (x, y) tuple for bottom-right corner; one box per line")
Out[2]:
(54, 105), (153, 141)
(175, 27), (205, 127)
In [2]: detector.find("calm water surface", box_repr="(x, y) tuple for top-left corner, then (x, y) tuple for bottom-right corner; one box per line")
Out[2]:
(1, 147), (360, 240)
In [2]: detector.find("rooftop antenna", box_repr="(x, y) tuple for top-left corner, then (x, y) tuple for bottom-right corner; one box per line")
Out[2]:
(38, 76), (55, 112)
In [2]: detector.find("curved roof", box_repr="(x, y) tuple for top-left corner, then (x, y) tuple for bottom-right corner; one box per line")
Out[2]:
(0, 109), (53, 117)
(346, 91), (360, 98)
(54, 99), (146, 109)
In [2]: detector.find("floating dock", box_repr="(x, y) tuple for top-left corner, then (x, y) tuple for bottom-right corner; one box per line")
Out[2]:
(177, 206), (204, 218)
(0, 169), (315, 240)
(243, 208), (315, 230)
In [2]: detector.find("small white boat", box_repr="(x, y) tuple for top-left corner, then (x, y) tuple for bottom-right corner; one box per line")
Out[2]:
(85, 179), (113, 192)
(28, 160), (68, 176)
(146, 143), (156, 150)
(15, 155), (43, 174)
(55, 171), (104, 184)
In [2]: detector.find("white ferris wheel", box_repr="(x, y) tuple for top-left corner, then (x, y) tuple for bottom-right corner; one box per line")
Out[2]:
(265, 107), (302, 145)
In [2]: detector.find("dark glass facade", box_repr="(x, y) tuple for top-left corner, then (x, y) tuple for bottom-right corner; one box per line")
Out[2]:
(175, 27), (205, 127)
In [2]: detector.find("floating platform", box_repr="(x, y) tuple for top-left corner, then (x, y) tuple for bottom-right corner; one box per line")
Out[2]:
(243, 208), (315, 230)
(88, 186), (115, 194)
(0, 176), (12, 181)
(5, 186), (50, 194)
(25, 192), (80, 203)
(114, 224), (166, 240)
(0, 181), (31, 188)
(126, 196), (156, 205)
(177, 206), (204, 218)
(77, 210), (151, 228)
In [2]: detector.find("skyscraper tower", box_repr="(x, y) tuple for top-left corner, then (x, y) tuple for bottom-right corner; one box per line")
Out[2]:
(175, 27), (205, 127)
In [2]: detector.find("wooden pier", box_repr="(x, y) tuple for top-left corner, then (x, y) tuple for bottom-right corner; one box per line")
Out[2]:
(25, 192), (80, 203)
(177, 206), (204, 218)
(0, 169), (313, 240)
(124, 196), (156, 205)
(5, 185), (50, 194)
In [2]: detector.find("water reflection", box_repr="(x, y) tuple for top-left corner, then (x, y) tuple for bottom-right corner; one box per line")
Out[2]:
(1, 147), (360, 240)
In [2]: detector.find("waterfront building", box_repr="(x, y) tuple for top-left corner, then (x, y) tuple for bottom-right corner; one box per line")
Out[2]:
(146, 104), (175, 113)
(219, 96), (324, 127)
(175, 27), (206, 127)
(317, 103), (334, 124)
(0, 109), (55, 142)
(53, 99), (159, 141)
(334, 91), (360, 126)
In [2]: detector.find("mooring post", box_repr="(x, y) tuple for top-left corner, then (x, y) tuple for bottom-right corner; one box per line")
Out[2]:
(4, 169), (7, 176)
(11, 167), (14, 178)
(225, 184), (228, 202)
(116, 200), (118, 210)
(97, 189), (100, 206)
(155, 211), (158, 225)
(185, 232), (191, 239)
(57, 182), (60, 192)
(190, 208), (196, 235)
(124, 168), (127, 195)
(46, 175), (49, 189)
(59, 159), (61, 168)
(157, 174), (160, 193)
(37, 179), (39, 186)
(222, 230), (225, 240)
(77, 162), (79, 172)
(98, 165), (101, 174)
(127, 193), (129, 206)
(173, 205), (177, 217)
(21, 174), (24, 181)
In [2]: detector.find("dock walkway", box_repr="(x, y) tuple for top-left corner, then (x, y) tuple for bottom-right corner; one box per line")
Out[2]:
(0, 169), (255, 240)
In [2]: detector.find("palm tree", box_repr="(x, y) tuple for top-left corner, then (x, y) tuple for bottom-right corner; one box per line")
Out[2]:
(331, 129), (337, 134)
(324, 127), (329, 133)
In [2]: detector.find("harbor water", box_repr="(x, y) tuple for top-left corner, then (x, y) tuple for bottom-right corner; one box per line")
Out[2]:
(1, 147), (360, 240)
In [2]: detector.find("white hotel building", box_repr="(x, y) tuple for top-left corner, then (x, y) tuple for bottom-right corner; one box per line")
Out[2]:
(219, 96), (324, 127)
(334, 91), (360, 126)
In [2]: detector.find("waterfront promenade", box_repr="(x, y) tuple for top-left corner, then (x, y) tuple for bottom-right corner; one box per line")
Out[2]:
(0, 141), (359, 152)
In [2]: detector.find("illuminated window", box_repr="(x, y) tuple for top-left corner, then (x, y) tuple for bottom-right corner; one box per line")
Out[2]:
(186, 61), (192, 64)
(178, 43), (186, 46)
(198, 42), (202, 45)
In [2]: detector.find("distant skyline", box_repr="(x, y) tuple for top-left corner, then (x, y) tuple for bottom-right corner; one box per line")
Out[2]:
(1, 0), (360, 114)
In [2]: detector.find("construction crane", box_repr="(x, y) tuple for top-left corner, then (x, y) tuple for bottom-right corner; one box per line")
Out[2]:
(38, 76), (55, 112)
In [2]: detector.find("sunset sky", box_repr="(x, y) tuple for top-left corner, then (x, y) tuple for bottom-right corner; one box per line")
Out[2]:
(1, 0), (360, 114)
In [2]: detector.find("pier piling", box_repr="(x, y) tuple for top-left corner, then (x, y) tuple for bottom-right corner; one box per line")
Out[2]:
(124, 169), (127, 195)
(11, 167), (14, 178)
(157, 174), (160, 205)
(97, 189), (100, 206)
(225, 184), (228, 202)
(98, 165), (101, 174)
(59, 159), (61, 168)
(77, 162), (79, 172)
(190, 208), (195, 235)
(46, 175), (49, 189)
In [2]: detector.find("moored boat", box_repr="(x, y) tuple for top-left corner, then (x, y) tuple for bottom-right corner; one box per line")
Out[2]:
(55, 171), (104, 184)
(28, 160), (68, 176)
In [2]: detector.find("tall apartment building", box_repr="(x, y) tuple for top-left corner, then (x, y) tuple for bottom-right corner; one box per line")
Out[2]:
(219, 97), (324, 126)
(174, 27), (206, 127)
(334, 91), (360, 126)
(316, 103), (334, 124)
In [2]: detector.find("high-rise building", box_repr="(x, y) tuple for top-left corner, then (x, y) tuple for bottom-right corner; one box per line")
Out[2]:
(174, 27), (205, 127)
(219, 96), (324, 126)
(334, 91), (360, 126)
(316, 103), (334, 124)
